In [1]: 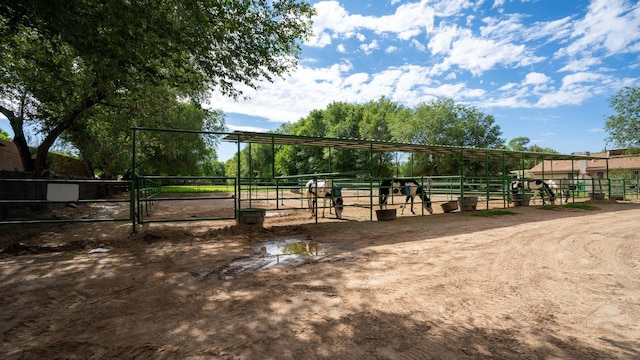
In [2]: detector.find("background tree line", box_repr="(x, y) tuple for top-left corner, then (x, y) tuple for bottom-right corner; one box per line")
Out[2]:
(225, 97), (563, 180)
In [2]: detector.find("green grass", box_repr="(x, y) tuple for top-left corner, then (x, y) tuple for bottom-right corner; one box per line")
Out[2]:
(539, 203), (598, 211)
(160, 185), (230, 193)
(471, 209), (517, 217)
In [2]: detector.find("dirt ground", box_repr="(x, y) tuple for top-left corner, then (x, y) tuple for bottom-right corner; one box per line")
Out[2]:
(1, 196), (639, 359)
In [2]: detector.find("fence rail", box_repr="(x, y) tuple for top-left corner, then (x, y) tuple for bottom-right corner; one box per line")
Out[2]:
(2, 174), (637, 229)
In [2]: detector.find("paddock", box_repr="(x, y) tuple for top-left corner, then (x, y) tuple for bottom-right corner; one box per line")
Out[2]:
(2, 129), (639, 359)
(1, 130), (628, 230)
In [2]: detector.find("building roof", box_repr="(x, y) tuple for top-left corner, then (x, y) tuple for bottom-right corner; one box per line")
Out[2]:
(529, 152), (640, 174)
(588, 155), (640, 171)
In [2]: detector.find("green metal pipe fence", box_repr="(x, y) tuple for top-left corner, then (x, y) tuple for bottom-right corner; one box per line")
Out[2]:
(0, 177), (132, 225)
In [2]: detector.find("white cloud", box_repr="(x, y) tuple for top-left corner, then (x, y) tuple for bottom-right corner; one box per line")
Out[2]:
(525, 17), (573, 42)
(498, 82), (517, 91)
(428, 25), (466, 55)
(308, 0), (441, 47)
(448, 37), (529, 76)
(556, 0), (640, 58)
(560, 72), (605, 88)
(411, 39), (427, 52)
(337, 43), (347, 53)
(480, 14), (525, 41)
(523, 72), (551, 85)
(558, 57), (601, 72)
(360, 40), (379, 54)
(207, 61), (487, 124)
(385, 46), (398, 53)
(432, 0), (475, 17)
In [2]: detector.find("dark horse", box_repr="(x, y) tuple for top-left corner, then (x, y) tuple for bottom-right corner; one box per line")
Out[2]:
(379, 178), (433, 215)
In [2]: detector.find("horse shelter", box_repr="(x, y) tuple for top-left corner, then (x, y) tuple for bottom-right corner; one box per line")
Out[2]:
(0, 128), (619, 231)
(126, 130), (616, 229)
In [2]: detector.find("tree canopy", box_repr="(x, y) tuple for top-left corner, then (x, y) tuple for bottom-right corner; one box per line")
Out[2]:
(0, 128), (9, 141)
(0, 0), (315, 174)
(231, 97), (517, 179)
(605, 83), (640, 151)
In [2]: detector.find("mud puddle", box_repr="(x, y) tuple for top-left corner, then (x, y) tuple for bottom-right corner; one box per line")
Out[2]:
(219, 239), (327, 280)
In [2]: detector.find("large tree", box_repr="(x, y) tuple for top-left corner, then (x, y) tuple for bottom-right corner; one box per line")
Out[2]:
(605, 84), (640, 151)
(0, 0), (314, 174)
(64, 84), (226, 177)
(392, 98), (504, 176)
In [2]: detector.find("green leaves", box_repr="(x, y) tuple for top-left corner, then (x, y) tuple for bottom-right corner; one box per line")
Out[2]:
(1, 0), (315, 174)
(605, 84), (640, 150)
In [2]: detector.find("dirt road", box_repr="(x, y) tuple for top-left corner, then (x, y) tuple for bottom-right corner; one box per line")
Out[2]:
(1, 200), (639, 359)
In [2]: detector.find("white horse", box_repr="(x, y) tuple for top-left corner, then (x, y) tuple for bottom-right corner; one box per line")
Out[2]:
(306, 179), (344, 219)
(379, 178), (433, 215)
(511, 179), (556, 205)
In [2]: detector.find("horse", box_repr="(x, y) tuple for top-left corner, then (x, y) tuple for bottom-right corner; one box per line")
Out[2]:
(546, 179), (572, 203)
(305, 179), (344, 219)
(511, 179), (556, 205)
(379, 178), (433, 215)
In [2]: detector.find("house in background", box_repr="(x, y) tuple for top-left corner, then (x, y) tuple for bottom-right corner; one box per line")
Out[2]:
(527, 149), (640, 196)
(0, 139), (94, 177)
(0, 140), (24, 172)
(528, 149), (640, 180)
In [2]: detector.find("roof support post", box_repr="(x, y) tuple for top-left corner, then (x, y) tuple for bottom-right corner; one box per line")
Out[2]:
(606, 156), (610, 198)
(485, 150), (489, 209)
(369, 143), (373, 178)
(248, 142), (253, 208)
(271, 135), (275, 179)
(236, 133), (241, 211)
(370, 143), (373, 221)
(131, 128), (137, 234)
(502, 152), (507, 208)
(459, 149), (464, 213)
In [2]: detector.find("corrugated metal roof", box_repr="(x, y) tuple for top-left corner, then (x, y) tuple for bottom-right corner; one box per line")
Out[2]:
(222, 131), (606, 160)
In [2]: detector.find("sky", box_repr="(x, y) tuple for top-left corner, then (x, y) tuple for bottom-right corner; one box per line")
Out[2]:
(212, 0), (640, 160)
(2, 0), (639, 162)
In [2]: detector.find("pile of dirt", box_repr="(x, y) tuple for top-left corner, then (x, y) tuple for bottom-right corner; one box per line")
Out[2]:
(0, 240), (87, 257)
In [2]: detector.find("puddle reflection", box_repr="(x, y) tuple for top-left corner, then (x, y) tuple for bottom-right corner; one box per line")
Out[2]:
(259, 239), (324, 261)
(222, 239), (326, 279)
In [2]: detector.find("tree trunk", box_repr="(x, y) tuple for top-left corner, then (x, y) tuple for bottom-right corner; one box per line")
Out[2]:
(1, 92), (105, 176)
(32, 94), (104, 175)
(6, 113), (36, 173)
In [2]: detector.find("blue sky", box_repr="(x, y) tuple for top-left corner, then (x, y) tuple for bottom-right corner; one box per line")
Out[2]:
(2, 0), (639, 162)
(213, 0), (640, 160)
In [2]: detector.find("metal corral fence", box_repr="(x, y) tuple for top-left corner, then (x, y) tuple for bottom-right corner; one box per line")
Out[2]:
(235, 175), (640, 219)
(136, 175), (237, 224)
(236, 174), (515, 221)
(234, 173), (374, 222)
(0, 177), (132, 225)
(551, 177), (639, 201)
(2, 175), (637, 229)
